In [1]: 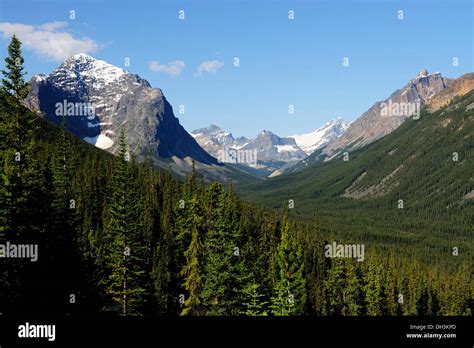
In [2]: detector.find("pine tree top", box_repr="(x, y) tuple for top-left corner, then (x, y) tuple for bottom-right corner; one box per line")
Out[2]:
(1, 34), (28, 100)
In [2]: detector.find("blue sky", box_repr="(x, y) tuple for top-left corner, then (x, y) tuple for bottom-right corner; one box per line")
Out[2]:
(0, 0), (472, 138)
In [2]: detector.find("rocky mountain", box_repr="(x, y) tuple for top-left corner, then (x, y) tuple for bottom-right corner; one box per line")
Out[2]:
(321, 69), (453, 159)
(427, 73), (474, 111)
(242, 130), (307, 163)
(291, 117), (349, 155)
(26, 53), (218, 167)
(191, 124), (249, 159)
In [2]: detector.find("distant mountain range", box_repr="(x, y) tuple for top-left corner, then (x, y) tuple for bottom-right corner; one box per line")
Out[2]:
(192, 125), (306, 170)
(191, 118), (349, 174)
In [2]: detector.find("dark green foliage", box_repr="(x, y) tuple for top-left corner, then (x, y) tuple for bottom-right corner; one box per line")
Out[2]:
(100, 130), (147, 315)
(179, 195), (205, 316)
(0, 34), (42, 311)
(200, 182), (248, 315)
(364, 257), (387, 316)
(271, 215), (306, 315)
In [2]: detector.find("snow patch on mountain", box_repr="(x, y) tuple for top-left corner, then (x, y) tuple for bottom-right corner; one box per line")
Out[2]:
(291, 117), (349, 155)
(83, 134), (114, 150)
(276, 144), (301, 153)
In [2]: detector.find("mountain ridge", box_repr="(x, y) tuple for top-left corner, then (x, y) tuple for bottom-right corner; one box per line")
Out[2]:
(321, 69), (453, 159)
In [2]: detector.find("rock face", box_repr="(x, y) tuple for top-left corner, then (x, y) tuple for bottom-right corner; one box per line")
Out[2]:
(191, 124), (249, 159)
(322, 69), (453, 158)
(242, 130), (307, 163)
(427, 73), (474, 111)
(291, 117), (349, 155)
(26, 53), (218, 165)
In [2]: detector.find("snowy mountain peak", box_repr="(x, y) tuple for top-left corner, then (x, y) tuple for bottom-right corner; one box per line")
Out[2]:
(291, 118), (349, 155)
(56, 53), (127, 86)
(67, 52), (95, 61)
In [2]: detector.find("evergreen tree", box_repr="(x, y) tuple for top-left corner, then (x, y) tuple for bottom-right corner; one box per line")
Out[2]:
(306, 213), (329, 315)
(0, 34), (37, 242)
(1, 35), (27, 100)
(0, 35), (38, 310)
(364, 256), (387, 316)
(101, 130), (147, 315)
(384, 254), (400, 315)
(51, 116), (74, 234)
(343, 261), (364, 315)
(179, 196), (204, 316)
(241, 280), (268, 316)
(151, 172), (177, 315)
(322, 259), (346, 315)
(201, 182), (245, 315)
(270, 216), (306, 316)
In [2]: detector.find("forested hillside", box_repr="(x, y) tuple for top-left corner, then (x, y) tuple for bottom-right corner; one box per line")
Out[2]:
(238, 92), (474, 268)
(1, 36), (472, 317)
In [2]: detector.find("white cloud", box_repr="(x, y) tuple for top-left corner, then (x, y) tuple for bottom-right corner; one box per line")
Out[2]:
(197, 60), (224, 75)
(148, 60), (185, 77)
(38, 21), (68, 31)
(0, 21), (98, 61)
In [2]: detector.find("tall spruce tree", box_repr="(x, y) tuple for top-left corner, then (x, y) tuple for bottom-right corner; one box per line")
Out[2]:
(0, 35), (38, 310)
(44, 116), (81, 311)
(201, 182), (244, 315)
(151, 172), (177, 315)
(343, 261), (364, 315)
(101, 130), (147, 315)
(0, 34), (37, 242)
(51, 116), (74, 235)
(270, 216), (306, 316)
(322, 259), (346, 315)
(179, 195), (204, 316)
(364, 256), (387, 316)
